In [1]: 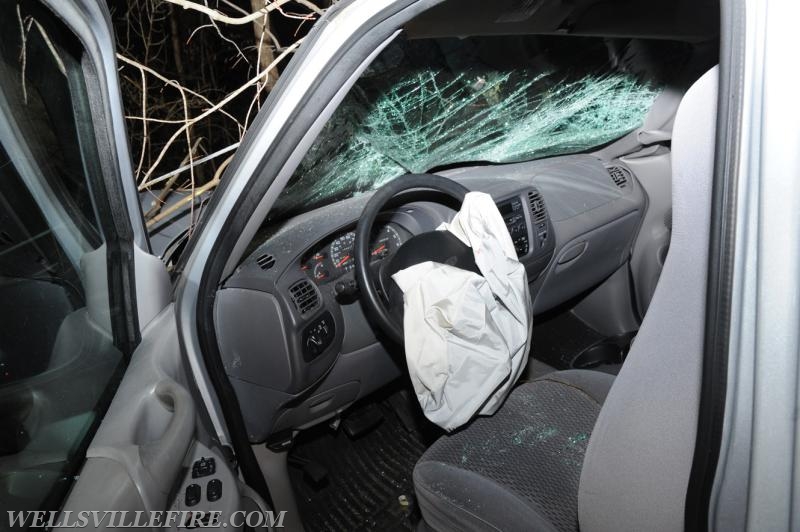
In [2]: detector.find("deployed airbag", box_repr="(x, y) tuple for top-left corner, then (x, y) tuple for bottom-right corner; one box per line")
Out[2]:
(392, 192), (531, 431)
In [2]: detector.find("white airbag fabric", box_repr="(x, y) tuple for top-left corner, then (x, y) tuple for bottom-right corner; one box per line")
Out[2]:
(391, 192), (531, 431)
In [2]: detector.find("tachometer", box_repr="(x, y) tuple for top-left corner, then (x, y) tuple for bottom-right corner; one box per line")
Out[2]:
(371, 225), (403, 259)
(313, 262), (330, 282)
(330, 231), (356, 273)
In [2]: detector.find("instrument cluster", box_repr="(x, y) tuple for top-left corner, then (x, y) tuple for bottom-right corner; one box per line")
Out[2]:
(300, 223), (406, 284)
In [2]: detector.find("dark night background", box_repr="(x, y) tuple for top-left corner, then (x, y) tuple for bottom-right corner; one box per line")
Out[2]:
(106, 0), (329, 191)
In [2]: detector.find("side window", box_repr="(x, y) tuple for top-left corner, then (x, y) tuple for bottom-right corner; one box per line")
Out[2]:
(0, 0), (128, 520)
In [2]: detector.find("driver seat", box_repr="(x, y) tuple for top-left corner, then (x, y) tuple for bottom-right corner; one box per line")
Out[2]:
(413, 66), (719, 532)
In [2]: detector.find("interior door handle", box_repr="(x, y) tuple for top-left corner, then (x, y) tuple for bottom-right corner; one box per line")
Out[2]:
(139, 379), (196, 497)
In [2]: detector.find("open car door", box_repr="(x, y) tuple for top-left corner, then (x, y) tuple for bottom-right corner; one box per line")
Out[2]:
(0, 0), (262, 529)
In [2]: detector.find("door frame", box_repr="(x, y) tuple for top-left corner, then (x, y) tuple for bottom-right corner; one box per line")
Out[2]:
(683, 0), (746, 528)
(39, 0), (153, 354)
(42, 0), (149, 252)
(705, 0), (800, 529)
(0, 0), (148, 518)
(174, 0), (445, 506)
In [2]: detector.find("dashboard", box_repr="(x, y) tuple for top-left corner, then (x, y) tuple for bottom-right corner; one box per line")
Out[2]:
(215, 154), (647, 443)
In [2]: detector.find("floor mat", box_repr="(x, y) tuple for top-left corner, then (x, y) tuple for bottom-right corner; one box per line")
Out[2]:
(289, 400), (433, 532)
(530, 311), (606, 370)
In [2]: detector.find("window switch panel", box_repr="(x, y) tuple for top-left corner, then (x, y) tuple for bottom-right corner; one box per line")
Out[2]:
(192, 457), (216, 478)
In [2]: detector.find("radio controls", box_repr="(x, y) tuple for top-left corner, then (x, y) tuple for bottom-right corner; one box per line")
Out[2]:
(497, 197), (530, 256)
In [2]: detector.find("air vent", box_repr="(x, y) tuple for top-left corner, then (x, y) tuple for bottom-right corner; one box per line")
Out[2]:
(289, 279), (320, 314)
(528, 189), (548, 224)
(607, 166), (629, 189)
(528, 189), (549, 246)
(255, 253), (275, 271)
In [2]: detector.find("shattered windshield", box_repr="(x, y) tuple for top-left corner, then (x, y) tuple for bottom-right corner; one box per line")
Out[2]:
(271, 35), (688, 220)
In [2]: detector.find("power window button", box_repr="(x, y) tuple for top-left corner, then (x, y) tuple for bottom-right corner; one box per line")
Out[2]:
(207, 479), (222, 502)
(185, 484), (201, 507)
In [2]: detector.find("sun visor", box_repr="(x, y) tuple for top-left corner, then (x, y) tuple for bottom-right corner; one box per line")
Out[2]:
(392, 192), (531, 431)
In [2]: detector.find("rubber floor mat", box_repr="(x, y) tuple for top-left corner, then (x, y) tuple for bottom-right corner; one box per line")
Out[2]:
(289, 404), (430, 532)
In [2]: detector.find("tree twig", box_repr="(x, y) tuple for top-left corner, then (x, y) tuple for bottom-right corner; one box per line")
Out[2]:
(141, 141), (240, 193)
(116, 52), (243, 132)
(144, 136), (203, 218)
(137, 39), (301, 189)
(146, 154), (233, 228)
(164, 0), (322, 26)
(134, 66), (148, 179)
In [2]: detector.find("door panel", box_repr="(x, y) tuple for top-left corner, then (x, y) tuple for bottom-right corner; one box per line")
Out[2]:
(0, 0), (241, 528)
(58, 307), (196, 516)
(0, 1), (127, 516)
(55, 307), (250, 530)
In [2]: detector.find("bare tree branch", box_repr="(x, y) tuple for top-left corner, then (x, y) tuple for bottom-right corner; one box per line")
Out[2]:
(143, 136), (203, 218)
(146, 153), (233, 228)
(137, 39), (302, 189)
(164, 0), (322, 26)
(116, 52), (244, 132)
(110, 0), (329, 235)
(146, 141), (240, 190)
(134, 66), (149, 178)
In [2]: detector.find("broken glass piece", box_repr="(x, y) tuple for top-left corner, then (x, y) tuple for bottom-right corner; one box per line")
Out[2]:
(272, 37), (663, 219)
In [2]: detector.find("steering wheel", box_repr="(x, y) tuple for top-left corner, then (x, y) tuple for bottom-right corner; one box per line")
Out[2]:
(354, 174), (479, 344)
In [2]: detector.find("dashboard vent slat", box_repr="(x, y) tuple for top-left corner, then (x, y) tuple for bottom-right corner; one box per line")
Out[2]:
(607, 166), (629, 189)
(256, 253), (275, 271)
(528, 188), (549, 245)
(289, 280), (320, 314)
(528, 189), (548, 225)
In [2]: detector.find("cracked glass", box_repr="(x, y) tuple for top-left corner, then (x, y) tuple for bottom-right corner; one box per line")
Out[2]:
(272, 35), (688, 220)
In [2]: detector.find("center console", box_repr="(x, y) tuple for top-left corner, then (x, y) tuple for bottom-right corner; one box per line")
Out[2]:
(496, 187), (555, 281)
(497, 196), (530, 256)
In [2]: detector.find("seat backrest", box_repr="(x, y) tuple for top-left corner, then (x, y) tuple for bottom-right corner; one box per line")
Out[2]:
(578, 66), (719, 532)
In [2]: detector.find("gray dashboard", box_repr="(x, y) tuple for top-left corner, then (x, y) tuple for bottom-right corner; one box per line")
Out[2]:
(215, 153), (645, 442)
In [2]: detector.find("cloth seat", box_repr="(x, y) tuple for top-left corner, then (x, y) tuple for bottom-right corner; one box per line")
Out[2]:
(413, 370), (614, 532)
(413, 65), (719, 532)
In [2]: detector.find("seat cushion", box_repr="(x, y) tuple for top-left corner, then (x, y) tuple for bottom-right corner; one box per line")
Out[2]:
(413, 370), (614, 532)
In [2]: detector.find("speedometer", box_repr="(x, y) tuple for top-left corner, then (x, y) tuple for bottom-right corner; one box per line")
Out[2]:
(327, 225), (405, 277)
(330, 231), (356, 273)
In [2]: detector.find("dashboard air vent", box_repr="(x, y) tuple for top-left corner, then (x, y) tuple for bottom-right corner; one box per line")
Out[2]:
(528, 189), (548, 225)
(255, 253), (275, 271)
(528, 189), (549, 246)
(289, 280), (320, 314)
(607, 166), (629, 189)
